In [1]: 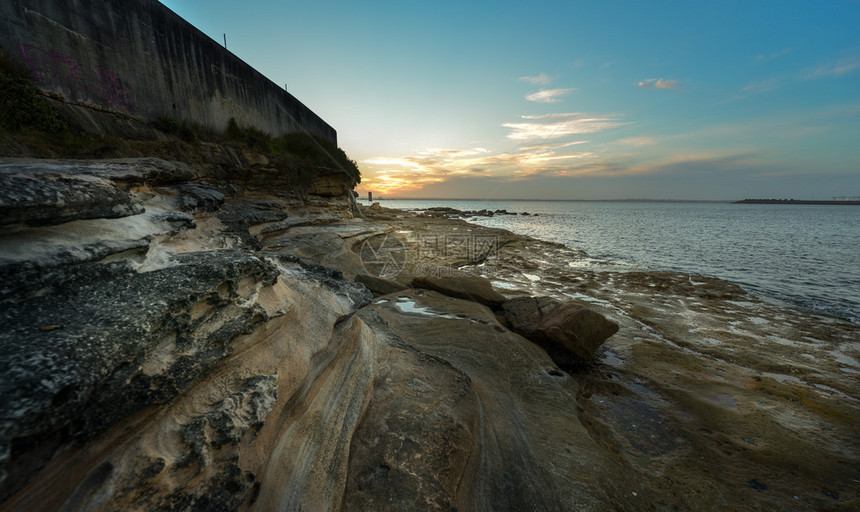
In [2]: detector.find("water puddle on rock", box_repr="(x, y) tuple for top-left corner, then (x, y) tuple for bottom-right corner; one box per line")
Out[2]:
(377, 297), (460, 319)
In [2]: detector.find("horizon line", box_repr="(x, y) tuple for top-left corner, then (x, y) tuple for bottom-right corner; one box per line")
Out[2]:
(359, 197), (738, 203)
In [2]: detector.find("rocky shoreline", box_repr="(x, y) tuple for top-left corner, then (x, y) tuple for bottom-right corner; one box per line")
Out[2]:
(1, 158), (858, 510)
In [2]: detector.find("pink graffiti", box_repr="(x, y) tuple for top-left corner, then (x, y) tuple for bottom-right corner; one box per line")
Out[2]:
(19, 44), (136, 113)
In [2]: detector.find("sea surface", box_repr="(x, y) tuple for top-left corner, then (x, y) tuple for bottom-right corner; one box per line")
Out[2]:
(368, 199), (860, 324)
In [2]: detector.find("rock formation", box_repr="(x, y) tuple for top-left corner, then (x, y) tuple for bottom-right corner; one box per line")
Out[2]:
(502, 296), (619, 368)
(1, 152), (858, 511)
(0, 155), (622, 510)
(411, 275), (508, 307)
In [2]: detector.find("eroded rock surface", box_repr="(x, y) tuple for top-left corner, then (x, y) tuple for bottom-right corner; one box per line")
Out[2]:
(1, 163), (858, 512)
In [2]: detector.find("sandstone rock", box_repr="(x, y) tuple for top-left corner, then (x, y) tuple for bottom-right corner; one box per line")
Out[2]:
(354, 273), (408, 297)
(349, 290), (621, 510)
(0, 249), (377, 510)
(411, 275), (507, 307)
(0, 250), (282, 500)
(307, 168), (353, 197)
(502, 296), (619, 366)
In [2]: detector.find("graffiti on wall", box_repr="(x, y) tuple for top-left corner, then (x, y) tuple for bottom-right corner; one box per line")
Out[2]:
(19, 44), (136, 113)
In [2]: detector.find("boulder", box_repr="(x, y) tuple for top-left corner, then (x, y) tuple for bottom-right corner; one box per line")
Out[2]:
(411, 275), (507, 307)
(502, 296), (619, 366)
(354, 273), (408, 297)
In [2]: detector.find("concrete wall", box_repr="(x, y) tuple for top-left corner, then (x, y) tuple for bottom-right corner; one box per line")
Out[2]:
(0, 0), (336, 144)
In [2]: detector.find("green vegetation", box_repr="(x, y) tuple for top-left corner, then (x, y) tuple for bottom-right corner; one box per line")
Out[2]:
(151, 117), (207, 143)
(225, 118), (361, 182)
(0, 49), (67, 133)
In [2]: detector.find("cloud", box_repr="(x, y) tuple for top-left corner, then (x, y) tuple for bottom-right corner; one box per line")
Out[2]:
(620, 150), (780, 178)
(518, 140), (590, 151)
(754, 48), (792, 63)
(525, 88), (575, 103)
(803, 57), (860, 79)
(519, 73), (551, 85)
(360, 139), (605, 194)
(617, 136), (657, 147)
(637, 78), (679, 90)
(741, 78), (783, 93)
(503, 113), (627, 141)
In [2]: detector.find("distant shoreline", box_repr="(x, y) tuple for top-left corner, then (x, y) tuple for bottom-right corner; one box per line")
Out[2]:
(734, 199), (860, 205)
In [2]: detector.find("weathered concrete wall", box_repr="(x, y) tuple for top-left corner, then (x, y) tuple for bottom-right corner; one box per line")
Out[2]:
(0, 0), (336, 144)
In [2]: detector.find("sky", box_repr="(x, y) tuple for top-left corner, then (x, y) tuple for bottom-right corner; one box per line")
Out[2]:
(159, 0), (860, 200)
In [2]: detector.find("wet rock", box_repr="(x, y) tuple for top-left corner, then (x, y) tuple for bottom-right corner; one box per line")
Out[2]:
(502, 296), (619, 366)
(411, 275), (507, 307)
(354, 273), (408, 297)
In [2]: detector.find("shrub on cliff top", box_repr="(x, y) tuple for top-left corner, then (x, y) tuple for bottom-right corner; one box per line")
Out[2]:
(151, 117), (201, 143)
(224, 117), (360, 183)
(0, 49), (67, 133)
(273, 132), (361, 183)
(225, 118), (272, 153)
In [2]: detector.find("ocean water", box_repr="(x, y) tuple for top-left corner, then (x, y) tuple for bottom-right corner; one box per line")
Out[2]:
(369, 199), (860, 324)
